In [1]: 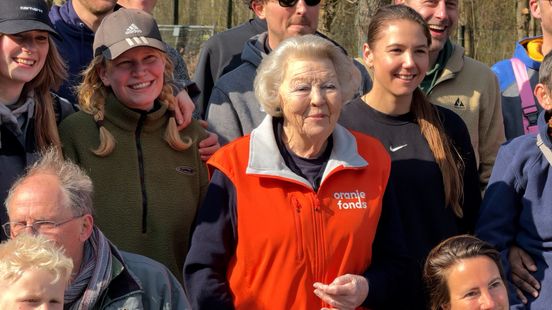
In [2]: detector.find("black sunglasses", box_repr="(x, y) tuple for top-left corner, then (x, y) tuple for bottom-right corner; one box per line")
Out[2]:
(278, 0), (321, 8)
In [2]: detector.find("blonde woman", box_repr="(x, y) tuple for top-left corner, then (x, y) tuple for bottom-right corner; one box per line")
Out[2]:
(59, 8), (208, 280)
(339, 5), (482, 309)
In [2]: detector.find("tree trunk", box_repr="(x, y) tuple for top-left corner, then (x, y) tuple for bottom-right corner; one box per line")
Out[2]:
(516, 0), (531, 40)
(355, 0), (389, 53)
(459, 0), (475, 57)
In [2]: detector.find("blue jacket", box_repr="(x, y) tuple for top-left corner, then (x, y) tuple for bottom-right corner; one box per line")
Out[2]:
(49, 0), (96, 105)
(476, 110), (552, 309)
(492, 36), (543, 140)
(101, 250), (189, 309)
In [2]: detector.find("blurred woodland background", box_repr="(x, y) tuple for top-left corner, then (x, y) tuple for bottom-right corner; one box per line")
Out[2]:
(50, 0), (541, 75)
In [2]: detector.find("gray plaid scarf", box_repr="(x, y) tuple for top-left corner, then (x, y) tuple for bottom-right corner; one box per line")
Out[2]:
(65, 227), (113, 310)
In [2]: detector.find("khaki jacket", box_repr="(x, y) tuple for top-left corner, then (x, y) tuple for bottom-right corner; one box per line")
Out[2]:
(427, 44), (505, 188)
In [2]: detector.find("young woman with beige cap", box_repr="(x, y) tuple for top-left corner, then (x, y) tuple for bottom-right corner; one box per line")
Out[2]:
(58, 8), (208, 281)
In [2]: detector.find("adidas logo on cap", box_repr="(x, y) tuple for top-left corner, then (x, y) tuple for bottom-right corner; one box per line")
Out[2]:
(93, 8), (166, 59)
(125, 23), (142, 35)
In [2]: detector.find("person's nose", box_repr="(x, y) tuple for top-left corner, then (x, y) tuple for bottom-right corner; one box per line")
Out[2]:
(310, 87), (325, 106)
(479, 289), (497, 310)
(22, 224), (38, 236)
(402, 51), (416, 68)
(132, 62), (147, 77)
(21, 39), (39, 55)
(295, 0), (308, 14)
(434, 0), (448, 21)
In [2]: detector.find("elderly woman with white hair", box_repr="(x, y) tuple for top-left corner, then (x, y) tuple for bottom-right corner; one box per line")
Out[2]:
(184, 34), (408, 309)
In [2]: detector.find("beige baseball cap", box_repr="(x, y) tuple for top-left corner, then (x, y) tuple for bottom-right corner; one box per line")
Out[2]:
(93, 8), (166, 60)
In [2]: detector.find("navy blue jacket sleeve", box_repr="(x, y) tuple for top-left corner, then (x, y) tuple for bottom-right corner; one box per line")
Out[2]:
(476, 143), (522, 251)
(363, 180), (412, 308)
(184, 169), (237, 309)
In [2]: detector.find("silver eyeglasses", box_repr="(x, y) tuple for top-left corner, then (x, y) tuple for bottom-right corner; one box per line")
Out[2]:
(2, 215), (84, 237)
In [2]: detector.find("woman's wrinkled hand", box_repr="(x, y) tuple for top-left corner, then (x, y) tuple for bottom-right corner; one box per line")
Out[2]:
(313, 274), (368, 310)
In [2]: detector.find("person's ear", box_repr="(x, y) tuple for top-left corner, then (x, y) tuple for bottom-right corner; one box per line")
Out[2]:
(530, 0), (541, 19)
(78, 214), (94, 242)
(535, 83), (552, 111)
(394, 0), (407, 4)
(363, 43), (374, 70)
(97, 65), (110, 87)
(251, 0), (267, 19)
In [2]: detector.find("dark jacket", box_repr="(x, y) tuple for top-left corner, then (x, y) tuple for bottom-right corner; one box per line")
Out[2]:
(49, 0), (96, 105)
(476, 110), (552, 309)
(0, 94), (74, 241)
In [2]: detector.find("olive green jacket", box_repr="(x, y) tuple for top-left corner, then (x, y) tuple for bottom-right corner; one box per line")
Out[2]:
(59, 93), (208, 281)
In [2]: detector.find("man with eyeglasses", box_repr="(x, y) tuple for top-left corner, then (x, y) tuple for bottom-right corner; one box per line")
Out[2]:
(487, 0), (551, 305)
(205, 0), (371, 145)
(2, 149), (189, 309)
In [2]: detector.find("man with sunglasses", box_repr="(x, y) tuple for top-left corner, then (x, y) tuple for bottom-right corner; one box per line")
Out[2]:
(2, 149), (190, 309)
(206, 0), (371, 145)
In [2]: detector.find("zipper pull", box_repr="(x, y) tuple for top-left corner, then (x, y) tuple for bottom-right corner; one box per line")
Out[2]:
(292, 196), (301, 213)
(314, 197), (321, 212)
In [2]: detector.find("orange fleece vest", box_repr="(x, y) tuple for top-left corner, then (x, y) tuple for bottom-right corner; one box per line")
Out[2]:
(208, 130), (391, 309)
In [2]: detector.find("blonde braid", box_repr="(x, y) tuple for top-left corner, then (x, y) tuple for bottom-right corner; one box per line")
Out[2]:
(159, 82), (192, 151)
(78, 56), (116, 156)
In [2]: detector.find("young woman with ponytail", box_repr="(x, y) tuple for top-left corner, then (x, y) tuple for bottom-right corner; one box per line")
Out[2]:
(0, 0), (74, 241)
(58, 8), (208, 281)
(339, 5), (481, 309)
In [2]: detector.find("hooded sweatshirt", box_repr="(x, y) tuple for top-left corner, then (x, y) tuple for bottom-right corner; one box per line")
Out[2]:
(49, 0), (96, 105)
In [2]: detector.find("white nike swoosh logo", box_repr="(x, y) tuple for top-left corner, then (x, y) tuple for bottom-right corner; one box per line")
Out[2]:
(389, 144), (407, 152)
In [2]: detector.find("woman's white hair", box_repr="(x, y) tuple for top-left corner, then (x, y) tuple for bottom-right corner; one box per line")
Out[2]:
(254, 34), (361, 117)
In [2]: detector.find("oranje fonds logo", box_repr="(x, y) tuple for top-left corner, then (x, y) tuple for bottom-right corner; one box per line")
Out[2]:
(333, 190), (367, 210)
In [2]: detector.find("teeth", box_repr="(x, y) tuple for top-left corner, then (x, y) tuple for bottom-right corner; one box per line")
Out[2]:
(428, 25), (446, 31)
(15, 58), (35, 65)
(130, 81), (151, 89)
(397, 74), (415, 80)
